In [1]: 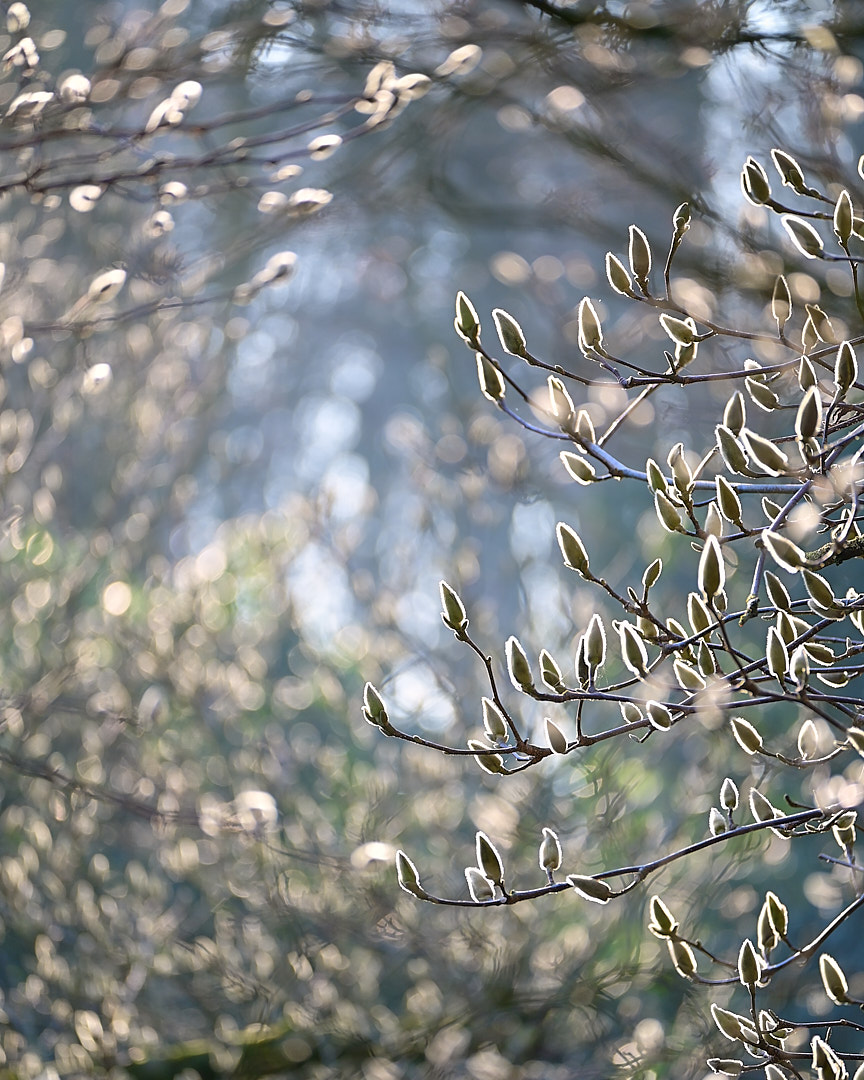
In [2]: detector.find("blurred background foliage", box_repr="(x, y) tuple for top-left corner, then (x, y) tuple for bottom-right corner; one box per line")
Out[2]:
(0, 0), (862, 1077)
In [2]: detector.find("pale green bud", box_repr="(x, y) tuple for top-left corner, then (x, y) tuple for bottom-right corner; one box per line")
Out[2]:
(545, 717), (568, 755)
(811, 1035), (847, 1080)
(749, 788), (781, 827)
(539, 650), (564, 692)
(746, 376), (779, 412)
(628, 225), (651, 288)
(761, 529), (804, 572)
(720, 777), (738, 811)
(781, 214), (824, 259)
(396, 850), (426, 897)
(567, 874), (612, 904)
(834, 189), (854, 245)
(766, 625), (789, 681)
(802, 568), (835, 609)
(799, 354), (817, 390)
(659, 313), (697, 346)
(731, 716), (763, 755)
(439, 580), (468, 633)
(539, 826), (562, 872)
(709, 807), (727, 836)
(645, 457), (667, 493)
(673, 202), (691, 237)
(737, 938), (762, 986)
(667, 441), (693, 496)
(697, 639), (717, 675)
(560, 451), (596, 485)
(574, 409), (595, 443)
(715, 475), (743, 526)
(467, 739), (507, 774)
(481, 697), (508, 741)
(465, 866), (495, 902)
(475, 831), (504, 888)
(556, 522), (590, 575)
(715, 425), (749, 474)
(654, 490), (684, 533)
(605, 252), (633, 295)
(832, 810), (856, 853)
(646, 700), (673, 730)
(765, 890), (788, 939)
(454, 291), (480, 344)
(764, 570), (791, 611)
(771, 148), (808, 194)
(703, 501), (723, 538)
(492, 308), (528, 357)
(584, 613), (606, 670)
(673, 659), (705, 692)
(476, 353), (505, 402)
(835, 340), (858, 399)
(722, 391), (746, 434)
(710, 1003), (747, 1042)
(789, 644), (810, 690)
(363, 682), (391, 730)
(820, 954), (850, 1004)
(806, 303), (836, 343)
(647, 894), (678, 938)
(506, 636), (534, 692)
(642, 558), (662, 589)
(548, 375), (574, 423)
(668, 938), (697, 979)
(577, 297), (603, 352)
(771, 274), (791, 330)
(698, 534), (725, 598)
(618, 621), (649, 677)
(740, 157), (771, 205)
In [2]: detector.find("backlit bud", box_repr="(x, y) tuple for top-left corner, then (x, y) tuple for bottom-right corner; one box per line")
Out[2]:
(731, 716), (763, 755)
(539, 827), (562, 872)
(771, 275), (792, 330)
(465, 866), (495, 902)
(492, 308), (528, 357)
(628, 225), (651, 288)
(577, 297), (603, 352)
(771, 148), (808, 193)
(567, 874), (612, 904)
(668, 938), (697, 979)
(506, 636), (534, 692)
(698, 535), (725, 598)
(481, 697), (508, 741)
(720, 777), (738, 811)
(740, 157), (771, 205)
(454, 291), (480, 344)
(605, 252), (633, 295)
(439, 580), (468, 633)
(476, 353), (505, 402)
(761, 530), (804, 572)
(647, 895), (678, 937)
(738, 938), (762, 986)
(396, 850), (426, 897)
(781, 215), (824, 259)
(819, 954), (849, 1004)
(546, 717), (568, 755)
(475, 831), (505, 888)
(556, 522), (589, 575)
